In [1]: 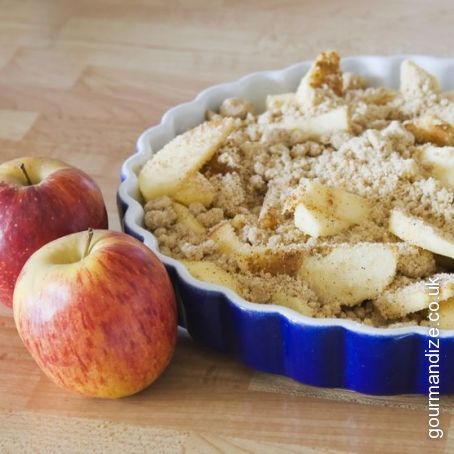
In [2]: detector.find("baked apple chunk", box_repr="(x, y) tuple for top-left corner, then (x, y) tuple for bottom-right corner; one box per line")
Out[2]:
(139, 118), (234, 201)
(141, 50), (454, 327)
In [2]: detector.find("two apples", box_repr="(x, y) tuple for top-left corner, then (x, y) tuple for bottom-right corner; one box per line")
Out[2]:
(0, 157), (176, 398)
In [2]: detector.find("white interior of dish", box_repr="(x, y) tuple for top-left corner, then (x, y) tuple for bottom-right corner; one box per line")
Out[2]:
(119, 55), (454, 338)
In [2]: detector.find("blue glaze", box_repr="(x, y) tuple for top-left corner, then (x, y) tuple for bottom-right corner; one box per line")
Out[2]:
(117, 55), (454, 395)
(119, 206), (454, 395)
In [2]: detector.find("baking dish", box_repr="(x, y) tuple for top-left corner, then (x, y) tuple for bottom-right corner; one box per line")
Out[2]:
(118, 55), (454, 395)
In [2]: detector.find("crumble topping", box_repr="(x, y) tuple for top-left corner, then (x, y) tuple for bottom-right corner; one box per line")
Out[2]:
(140, 51), (454, 328)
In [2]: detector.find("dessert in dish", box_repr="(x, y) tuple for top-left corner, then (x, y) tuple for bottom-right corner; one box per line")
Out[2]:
(138, 51), (454, 328)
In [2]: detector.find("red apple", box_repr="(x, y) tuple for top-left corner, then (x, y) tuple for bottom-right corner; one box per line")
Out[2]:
(0, 157), (108, 307)
(13, 229), (177, 398)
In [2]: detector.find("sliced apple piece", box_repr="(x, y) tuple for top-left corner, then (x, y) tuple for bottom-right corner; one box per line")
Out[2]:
(294, 204), (351, 237)
(389, 209), (454, 259)
(258, 184), (282, 229)
(288, 180), (370, 224)
(296, 50), (343, 107)
(276, 106), (351, 141)
(374, 274), (454, 319)
(139, 118), (234, 201)
(173, 172), (215, 207)
(405, 115), (454, 146)
(430, 101), (454, 124)
(300, 243), (397, 306)
(286, 181), (370, 237)
(209, 221), (251, 255)
(439, 298), (454, 330)
(209, 222), (303, 275)
(416, 145), (454, 189)
(400, 60), (440, 97)
(173, 203), (205, 235)
(180, 260), (240, 293)
(271, 292), (314, 317)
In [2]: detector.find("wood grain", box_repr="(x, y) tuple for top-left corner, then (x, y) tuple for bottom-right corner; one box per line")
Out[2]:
(0, 0), (453, 452)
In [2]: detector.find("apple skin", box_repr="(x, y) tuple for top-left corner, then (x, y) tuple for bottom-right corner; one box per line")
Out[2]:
(0, 157), (108, 308)
(13, 230), (177, 398)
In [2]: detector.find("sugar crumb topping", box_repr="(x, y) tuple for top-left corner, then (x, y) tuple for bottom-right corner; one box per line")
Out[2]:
(142, 51), (454, 328)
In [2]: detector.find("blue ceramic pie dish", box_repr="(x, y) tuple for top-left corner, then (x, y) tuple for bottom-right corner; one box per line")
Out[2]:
(118, 55), (454, 395)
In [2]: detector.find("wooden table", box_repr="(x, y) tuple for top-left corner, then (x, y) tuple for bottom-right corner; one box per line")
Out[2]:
(0, 1), (453, 452)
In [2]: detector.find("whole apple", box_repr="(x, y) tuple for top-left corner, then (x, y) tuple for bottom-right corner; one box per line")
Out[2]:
(13, 229), (177, 398)
(0, 157), (108, 307)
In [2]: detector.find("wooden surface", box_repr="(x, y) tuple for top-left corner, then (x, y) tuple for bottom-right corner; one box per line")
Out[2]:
(0, 0), (453, 452)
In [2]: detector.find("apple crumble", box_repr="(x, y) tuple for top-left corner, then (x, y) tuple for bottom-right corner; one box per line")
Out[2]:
(139, 51), (454, 328)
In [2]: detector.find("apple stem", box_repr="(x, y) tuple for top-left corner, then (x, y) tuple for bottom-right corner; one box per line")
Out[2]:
(19, 163), (32, 186)
(83, 228), (94, 259)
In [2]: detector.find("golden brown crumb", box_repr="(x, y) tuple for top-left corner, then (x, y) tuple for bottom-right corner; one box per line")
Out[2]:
(307, 50), (343, 96)
(144, 205), (177, 230)
(142, 53), (454, 327)
(196, 208), (225, 228)
(405, 115), (454, 146)
(219, 97), (255, 119)
(393, 243), (436, 278)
